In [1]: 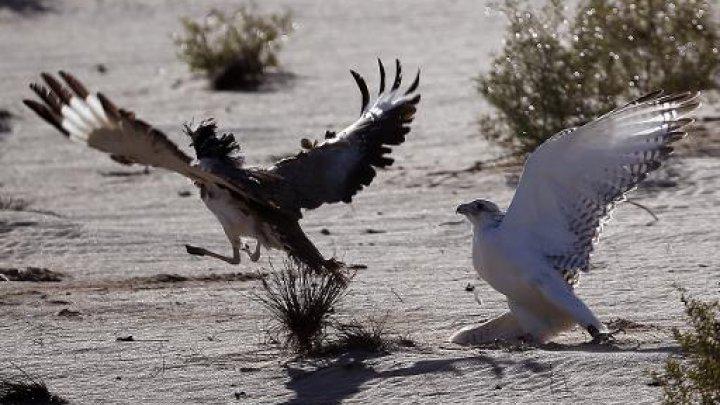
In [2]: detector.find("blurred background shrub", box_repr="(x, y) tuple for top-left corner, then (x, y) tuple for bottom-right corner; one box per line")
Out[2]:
(478, 0), (720, 156)
(654, 293), (720, 404)
(175, 5), (293, 91)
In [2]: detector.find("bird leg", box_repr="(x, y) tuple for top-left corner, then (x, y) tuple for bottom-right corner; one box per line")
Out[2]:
(241, 242), (261, 262)
(185, 244), (240, 265)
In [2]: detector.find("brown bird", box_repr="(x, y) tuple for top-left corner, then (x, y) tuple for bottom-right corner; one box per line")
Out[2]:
(23, 59), (420, 271)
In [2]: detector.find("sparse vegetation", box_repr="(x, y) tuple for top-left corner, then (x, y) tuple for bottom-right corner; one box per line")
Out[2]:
(0, 373), (67, 405)
(0, 195), (31, 211)
(478, 0), (720, 156)
(653, 293), (720, 404)
(175, 5), (293, 90)
(255, 260), (413, 356)
(0, 267), (66, 282)
(0, 109), (13, 133)
(0, 0), (50, 15)
(254, 261), (349, 354)
(320, 316), (415, 355)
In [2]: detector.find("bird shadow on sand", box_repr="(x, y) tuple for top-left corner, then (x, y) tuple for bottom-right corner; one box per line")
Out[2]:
(537, 341), (681, 355)
(282, 351), (550, 404)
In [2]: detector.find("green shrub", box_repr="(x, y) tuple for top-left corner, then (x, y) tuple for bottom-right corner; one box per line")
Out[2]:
(654, 293), (720, 404)
(175, 5), (293, 90)
(478, 0), (720, 156)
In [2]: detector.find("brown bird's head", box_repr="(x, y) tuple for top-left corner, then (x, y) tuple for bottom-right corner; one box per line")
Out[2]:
(184, 119), (241, 161)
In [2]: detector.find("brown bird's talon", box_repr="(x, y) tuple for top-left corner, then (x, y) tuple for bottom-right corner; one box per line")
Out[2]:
(587, 325), (616, 344)
(185, 244), (205, 256)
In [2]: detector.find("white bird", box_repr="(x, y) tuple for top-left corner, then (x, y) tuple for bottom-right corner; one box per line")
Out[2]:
(451, 91), (699, 345)
(23, 59), (420, 272)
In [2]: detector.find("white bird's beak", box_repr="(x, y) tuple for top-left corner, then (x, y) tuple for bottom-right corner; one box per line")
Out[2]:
(456, 203), (471, 215)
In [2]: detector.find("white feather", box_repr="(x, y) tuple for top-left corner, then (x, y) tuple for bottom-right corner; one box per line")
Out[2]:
(69, 97), (101, 128)
(61, 104), (92, 134)
(85, 94), (109, 125)
(61, 119), (88, 142)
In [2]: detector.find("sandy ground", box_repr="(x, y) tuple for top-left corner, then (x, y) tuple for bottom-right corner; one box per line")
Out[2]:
(0, 1), (718, 403)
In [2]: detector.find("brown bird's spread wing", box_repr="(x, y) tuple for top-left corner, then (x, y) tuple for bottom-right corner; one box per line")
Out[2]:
(23, 71), (295, 218)
(269, 59), (420, 211)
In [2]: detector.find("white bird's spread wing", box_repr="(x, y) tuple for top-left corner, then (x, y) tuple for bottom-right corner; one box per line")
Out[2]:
(23, 71), (291, 217)
(500, 91), (700, 284)
(269, 59), (420, 211)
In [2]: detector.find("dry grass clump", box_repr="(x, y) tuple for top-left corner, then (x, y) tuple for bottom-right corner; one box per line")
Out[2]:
(255, 261), (412, 357)
(0, 195), (31, 211)
(0, 374), (67, 405)
(320, 316), (415, 356)
(0, 109), (13, 133)
(478, 0), (720, 156)
(175, 5), (293, 90)
(0, 0), (50, 15)
(653, 293), (720, 404)
(255, 261), (348, 354)
(0, 267), (65, 282)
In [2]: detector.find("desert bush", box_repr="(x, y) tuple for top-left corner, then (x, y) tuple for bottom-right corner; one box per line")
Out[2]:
(0, 195), (31, 211)
(175, 5), (293, 90)
(0, 109), (13, 133)
(653, 293), (720, 404)
(0, 0), (50, 15)
(320, 316), (416, 355)
(478, 0), (720, 156)
(0, 374), (67, 405)
(254, 261), (348, 354)
(333, 317), (393, 353)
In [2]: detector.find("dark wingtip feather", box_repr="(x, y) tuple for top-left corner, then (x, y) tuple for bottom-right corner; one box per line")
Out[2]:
(97, 92), (120, 119)
(29, 82), (62, 114)
(657, 91), (694, 105)
(666, 130), (686, 142)
(40, 72), (72, 104)
(404, 68), (420, 95)
(59, 70), (90, 98)
(377, 58), (386, 95)
(23, 99), (69, 136)
(391, 59), (402, 91)
(350, 70), (370, 116)
(634, 90), (663, 104)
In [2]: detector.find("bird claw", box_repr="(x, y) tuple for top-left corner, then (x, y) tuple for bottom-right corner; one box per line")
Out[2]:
(587, 325), (617, 345)
(185, 244), (205, 256)
(240, 243), (261, 262)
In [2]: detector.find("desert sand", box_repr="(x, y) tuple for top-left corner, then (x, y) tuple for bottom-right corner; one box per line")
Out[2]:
(1, 1), (718, 403)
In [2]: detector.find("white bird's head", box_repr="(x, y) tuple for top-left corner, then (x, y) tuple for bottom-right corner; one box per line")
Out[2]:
(456, 199), (502, 227)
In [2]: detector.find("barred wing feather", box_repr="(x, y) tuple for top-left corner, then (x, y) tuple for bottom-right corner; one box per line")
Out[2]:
(500, 91), (700, 284)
